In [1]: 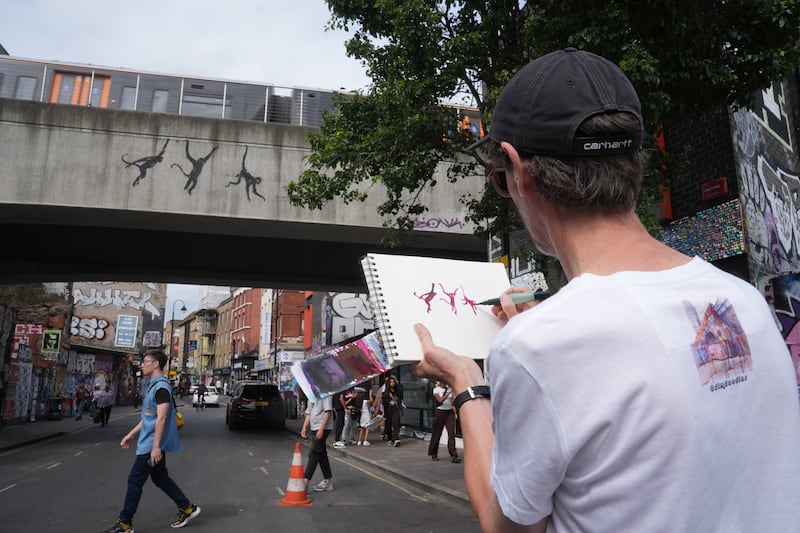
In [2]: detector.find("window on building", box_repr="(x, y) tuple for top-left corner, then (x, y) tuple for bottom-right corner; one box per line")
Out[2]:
(152, 89), (169, 112)
(120, 86), (137, 110)
(14, 76), (37, 100)
(56, 74), (76, 104)
(89, 77), (107, 107)
(48, 72), (110, 107)
(182, 93), (230, 118)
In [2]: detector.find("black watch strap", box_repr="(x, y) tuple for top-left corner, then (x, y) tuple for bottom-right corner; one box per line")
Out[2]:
(453, 385), (491, 410)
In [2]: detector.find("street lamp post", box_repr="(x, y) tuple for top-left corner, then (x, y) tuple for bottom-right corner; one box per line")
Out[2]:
(168, 299), (187, 382)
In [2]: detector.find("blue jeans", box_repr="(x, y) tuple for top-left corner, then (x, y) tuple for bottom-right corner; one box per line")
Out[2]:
(75, 399), (86, 419)
(120, 453), (190, 524)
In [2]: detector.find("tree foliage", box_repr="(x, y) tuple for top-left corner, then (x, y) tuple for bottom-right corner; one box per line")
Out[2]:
(287, 1), (800, 238)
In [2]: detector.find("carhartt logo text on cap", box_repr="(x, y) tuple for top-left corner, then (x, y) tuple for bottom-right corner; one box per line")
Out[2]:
(572, 135), (641, 156)
(583, 138), (633, 151)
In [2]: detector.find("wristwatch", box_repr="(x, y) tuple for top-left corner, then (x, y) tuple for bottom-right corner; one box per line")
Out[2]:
(453, 385), (491, 410)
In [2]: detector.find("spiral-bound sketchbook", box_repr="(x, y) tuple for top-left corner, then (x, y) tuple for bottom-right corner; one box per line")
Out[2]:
(360, 253), (511, 363)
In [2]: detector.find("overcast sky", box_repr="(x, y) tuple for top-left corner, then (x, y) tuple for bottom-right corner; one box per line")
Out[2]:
(1, 0), (371, 92)
(2, 1), (373, 313)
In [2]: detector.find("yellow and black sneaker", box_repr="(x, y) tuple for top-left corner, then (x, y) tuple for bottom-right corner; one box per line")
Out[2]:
(171, 503), (201, 528)
(104, 518), (133, 533)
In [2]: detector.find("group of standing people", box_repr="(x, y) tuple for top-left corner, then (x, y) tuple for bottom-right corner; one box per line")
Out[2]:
(333, 385), (372, 447)
(73, 382), (114, 426)
(302, 372), (411, 495)
(329, 373), (406, 449)
(301, 371), (463, 497)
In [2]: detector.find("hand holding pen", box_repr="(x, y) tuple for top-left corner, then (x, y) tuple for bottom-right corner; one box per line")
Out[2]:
(482, 289), (550, 321)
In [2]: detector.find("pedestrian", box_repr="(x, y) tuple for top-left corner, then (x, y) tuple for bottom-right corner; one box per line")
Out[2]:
(413, 48), (800, 531)
(195, 382), (206, 411)
(300, 395), (334, 492)
(89, 385), (99, 419)
(74, 382), (90, 420)
(295, 384), (308, 414)
(332, 388), (347, 448)
(339, 387), (359, 446)
(97, 384), (115, 427)
(355, 387), (373, 446)
(104, 349), (200, 532)
(378, 374), (403, 447)
(427, 380), (460, 463)
(132, 382), (139, 409)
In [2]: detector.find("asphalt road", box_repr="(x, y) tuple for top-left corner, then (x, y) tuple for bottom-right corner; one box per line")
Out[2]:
(0, 402), (480, 533)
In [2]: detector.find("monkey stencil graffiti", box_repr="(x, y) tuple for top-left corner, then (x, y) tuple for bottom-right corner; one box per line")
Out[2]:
(226, 145), (266, 201)
(171, 140), (218, 195)
(122, 139), (170, 186)
(122, 140), (279, 199)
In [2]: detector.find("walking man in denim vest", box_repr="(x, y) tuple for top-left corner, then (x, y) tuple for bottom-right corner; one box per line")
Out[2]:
(104, 349), (200, 532)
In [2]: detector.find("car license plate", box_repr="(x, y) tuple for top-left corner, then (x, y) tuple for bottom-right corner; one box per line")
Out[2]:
(254, 401), (269, 407)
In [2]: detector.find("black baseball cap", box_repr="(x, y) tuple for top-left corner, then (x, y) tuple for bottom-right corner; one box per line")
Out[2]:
(469, 48), (643, 157)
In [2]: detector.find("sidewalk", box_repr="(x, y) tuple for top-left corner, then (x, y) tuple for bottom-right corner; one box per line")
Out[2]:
(0, 405), (143, 453)
(0, 407), (471, 507)
(285, 417), (470, 505)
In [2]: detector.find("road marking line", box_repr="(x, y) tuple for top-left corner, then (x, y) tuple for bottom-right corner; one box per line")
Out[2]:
(75, 451), (84, 456)
(276, 487), (285, 496)
(91, 442), (102, 447)
(333, 456), (429, 503)
(259, 467), (269, 476)
(0, 483), (17, 493)
(247, 451), (253, 456)
(45, 463), (61, 470)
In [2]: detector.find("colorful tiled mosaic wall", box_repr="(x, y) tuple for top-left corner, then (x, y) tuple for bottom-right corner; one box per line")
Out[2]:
(662, 199), (745, 261)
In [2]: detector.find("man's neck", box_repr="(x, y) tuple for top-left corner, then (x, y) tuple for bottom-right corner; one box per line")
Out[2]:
(555, 210), (690, 279)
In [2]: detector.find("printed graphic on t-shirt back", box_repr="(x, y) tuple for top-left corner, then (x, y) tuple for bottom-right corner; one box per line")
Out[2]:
(684, 298), (752, 391)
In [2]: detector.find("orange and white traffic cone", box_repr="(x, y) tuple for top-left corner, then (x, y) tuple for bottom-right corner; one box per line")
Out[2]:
(279, 441), (312, 506)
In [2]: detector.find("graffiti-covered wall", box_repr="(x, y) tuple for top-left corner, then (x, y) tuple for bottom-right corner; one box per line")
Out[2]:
(732, 81), (800, 284)
(765, 273), (800, 396)
(309, 292), (375, 353)
(71, 282), (166, 351)
(327, 293), (374, 347)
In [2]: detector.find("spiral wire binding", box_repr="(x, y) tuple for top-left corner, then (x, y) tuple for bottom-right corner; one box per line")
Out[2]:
(361, 255), (398, 362)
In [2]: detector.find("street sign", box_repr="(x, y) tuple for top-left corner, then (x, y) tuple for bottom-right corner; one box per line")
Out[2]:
(114, 315), (139, 348)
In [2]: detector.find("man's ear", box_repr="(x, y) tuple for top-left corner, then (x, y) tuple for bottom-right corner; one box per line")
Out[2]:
(499, 142), (531, 197)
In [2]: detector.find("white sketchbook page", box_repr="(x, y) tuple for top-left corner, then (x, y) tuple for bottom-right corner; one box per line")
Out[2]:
(365, 253), (510, 361)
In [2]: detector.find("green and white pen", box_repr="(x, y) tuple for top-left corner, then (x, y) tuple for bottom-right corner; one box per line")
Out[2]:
(477, 291), (551, 306)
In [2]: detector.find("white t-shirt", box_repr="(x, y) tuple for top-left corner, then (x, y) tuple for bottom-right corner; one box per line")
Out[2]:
(433, 385), (454, 410)
(489, 258), (800, 531)
(305, 396), (334, 431)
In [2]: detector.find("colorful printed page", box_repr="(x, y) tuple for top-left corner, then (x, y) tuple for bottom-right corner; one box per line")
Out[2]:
(291, 332), (389, 403)
(361, 253), (510, 363)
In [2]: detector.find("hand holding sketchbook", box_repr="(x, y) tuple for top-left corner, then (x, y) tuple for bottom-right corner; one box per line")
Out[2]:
(361, 253), (512, 363)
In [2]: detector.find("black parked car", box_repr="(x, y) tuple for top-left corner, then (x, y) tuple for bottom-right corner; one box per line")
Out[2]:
(226, 381), (285, 430)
